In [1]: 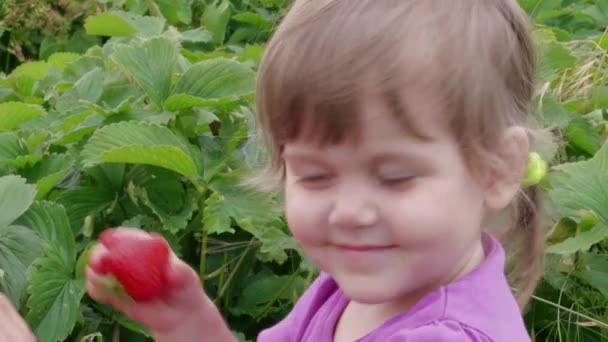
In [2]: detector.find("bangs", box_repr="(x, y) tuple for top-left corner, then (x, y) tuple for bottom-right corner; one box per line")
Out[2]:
(281, 90), (433, 148)
(255, 1), (447, 149)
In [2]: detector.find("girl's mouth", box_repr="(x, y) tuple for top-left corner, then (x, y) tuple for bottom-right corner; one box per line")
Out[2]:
(334, 244), (397, 252)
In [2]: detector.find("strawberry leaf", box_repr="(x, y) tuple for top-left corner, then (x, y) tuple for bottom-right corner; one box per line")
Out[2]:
(202, 0), (231, 45)
(0, 102), (46, 132)
(0, 133), (27, 163)
(172, 58), (255, 100)
(26, 248), (85, 342)
(15, 201), (76, 267)
(547, 142), (608, 253)
(578, 252), (608, 297)
(203, 172), (280, 235)
(156, 0), (193, 25)
(112, 37), (179, 109)
(57, 186), (117, 236)
(20, 154), (74, 200)
(0, 175), (37, 227)
(84, 13), (138, 37)
(0, 225), (44, 310)
(81, 121), (201, 178)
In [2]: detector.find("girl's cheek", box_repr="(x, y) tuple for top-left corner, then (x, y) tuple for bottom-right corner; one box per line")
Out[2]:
(285, 192), (326, 245)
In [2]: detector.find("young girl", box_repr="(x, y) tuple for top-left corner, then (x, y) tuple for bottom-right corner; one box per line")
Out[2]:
(1, 0), (547, 341)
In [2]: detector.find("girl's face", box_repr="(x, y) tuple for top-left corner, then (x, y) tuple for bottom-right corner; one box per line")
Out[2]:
(282, 93), (488, 311)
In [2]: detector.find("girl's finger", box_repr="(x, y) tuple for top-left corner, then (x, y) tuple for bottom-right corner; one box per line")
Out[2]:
(86, 242), (108, 271)
(85, 266), (167, 327)
(0, 294), (36, 342)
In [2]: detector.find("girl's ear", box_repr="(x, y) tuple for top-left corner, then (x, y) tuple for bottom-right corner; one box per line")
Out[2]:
(483, 126), (530, 211)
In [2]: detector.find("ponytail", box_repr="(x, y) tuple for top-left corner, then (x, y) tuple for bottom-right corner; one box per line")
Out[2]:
(502, 185), (547, 311)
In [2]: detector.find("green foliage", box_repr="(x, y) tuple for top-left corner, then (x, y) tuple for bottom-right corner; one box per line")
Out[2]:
(521, 0), (608, 339)
(0, 0), (607, 341)
(0, 3), (302, 341)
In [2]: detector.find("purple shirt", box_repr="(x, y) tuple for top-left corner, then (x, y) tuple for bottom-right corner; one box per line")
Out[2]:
(257, 233), (531, 341)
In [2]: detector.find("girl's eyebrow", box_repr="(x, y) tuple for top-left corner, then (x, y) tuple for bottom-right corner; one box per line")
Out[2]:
(367, 151), (424, 166)
(281, 150), (328, 165)
(282, 149), (421, 167)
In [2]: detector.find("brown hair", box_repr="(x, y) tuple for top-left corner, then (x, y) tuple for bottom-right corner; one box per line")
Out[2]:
(250, 0), (546, 310)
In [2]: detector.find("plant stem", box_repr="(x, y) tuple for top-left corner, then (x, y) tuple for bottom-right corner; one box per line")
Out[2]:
(531, 294), (608, 329)
(214, 239), (254, 304)
(4, 33), (11, 73)
(214, 251), (228, 311)
(198, 187), (209, 286)
(112, 323), (120, 342)
(200, 227), (208, 285)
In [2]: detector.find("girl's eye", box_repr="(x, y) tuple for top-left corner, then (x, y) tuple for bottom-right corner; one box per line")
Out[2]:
(379, 175), (413, 185)
(299, 174), (331, 183)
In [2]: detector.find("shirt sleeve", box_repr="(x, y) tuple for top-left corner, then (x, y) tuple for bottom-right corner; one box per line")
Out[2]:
(386, 320), (493, 342)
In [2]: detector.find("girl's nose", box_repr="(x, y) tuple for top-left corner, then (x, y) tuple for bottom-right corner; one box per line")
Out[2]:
(328, 184), (378, 229)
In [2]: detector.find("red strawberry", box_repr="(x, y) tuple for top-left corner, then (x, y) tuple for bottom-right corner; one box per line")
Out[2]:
(92, 228), (171, 302)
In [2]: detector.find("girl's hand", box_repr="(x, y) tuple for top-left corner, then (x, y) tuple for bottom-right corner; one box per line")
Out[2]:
(0, 293), (36, 342)
(85, 227), (236, 342)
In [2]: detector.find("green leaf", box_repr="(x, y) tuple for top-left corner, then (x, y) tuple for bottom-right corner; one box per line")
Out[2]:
(203, 173), (280, 235)
(579, 252), (608, 297)
(0, 85), (13, 101)
(239, 44), (265, 64)
(546, 223), (608, 254)
(48, 52), (81, 71)
(202, 0), (231, 45)
(0, 102), (46, 132)
(5, 155), (44, 169)
(81, 121), (200, 177)
(0, 133), (26, 163)
(26, 248), (85, 342)
(57, 186), (116, 236)
(126, 15), (167, 37)
(131, 186), (198, 234)
(20, 154), (74, 200)
(236, 274), (291, 310)
(232, 273), (304, 318)
(156, 0), (193, 25)
(564, 117), (602, 156)
(15, 201), (76, 267)
(112, 37), (179, 108)
(239, 218), (294, 264)
(181, 28), (213, 43)
(232, 12), (272, 30)
(75, 67), (105, 104)
(10, 62), (51, 81)
(535, 92), (572, 128)
(173, 58), (255, 100)
(547, 142), (608, 253)
(88, 164), (126, 194)
(523, 0), (563, 17)
(0, 175), (37, 227)
(84, 13), (138, 37)
(535, 8), (571, 22)
(63, 56), (104, 83)
(203, 192), (233, 234)
(538, 41), (577, 81)
(0, 225), (44, 309)
(164, 93), (231, 112)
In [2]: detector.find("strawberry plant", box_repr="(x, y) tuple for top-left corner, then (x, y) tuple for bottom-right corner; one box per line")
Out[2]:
(0, 5), (308, 342)
(519, 0), (608, 340)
